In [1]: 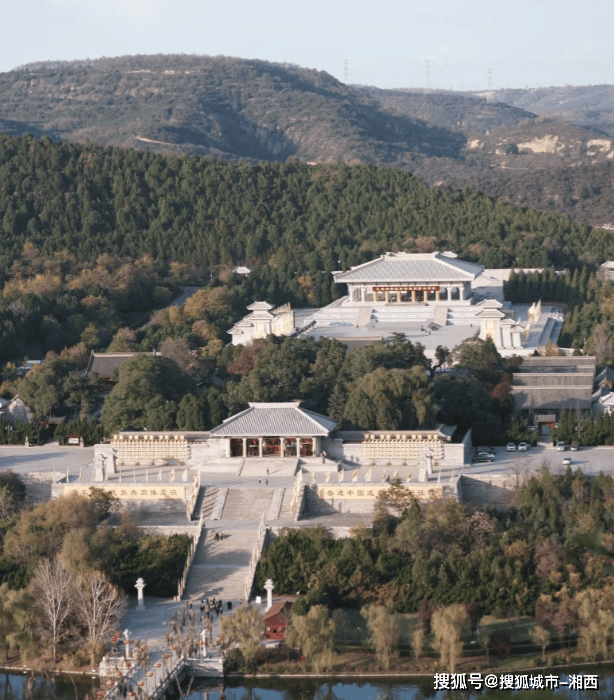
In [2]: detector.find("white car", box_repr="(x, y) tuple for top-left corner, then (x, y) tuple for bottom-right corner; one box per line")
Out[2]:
(518, 442), (529, 452)
(563, 457), (572, 466)
(506, 443), (516, 452)
(556, 441), (566, 452)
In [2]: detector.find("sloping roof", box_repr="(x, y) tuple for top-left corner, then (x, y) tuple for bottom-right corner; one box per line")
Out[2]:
(210, 402), (337, 437)
(333, 252), (484, 284)
(263, 601), (292, 622)
(85, 352), (159, 379)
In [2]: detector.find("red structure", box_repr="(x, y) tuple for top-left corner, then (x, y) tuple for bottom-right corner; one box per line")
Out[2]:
(263, 601), (293, 640)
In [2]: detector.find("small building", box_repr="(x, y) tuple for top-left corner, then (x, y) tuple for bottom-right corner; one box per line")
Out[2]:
(263, 601), (293, 640)
(233, 266), (252, 276)
(208, 402), (337, 458)
(3, 396), (33, 425)
(598, 261), (614, 282)
(228, 302), (295, 346)
(84, 351), (161, 381)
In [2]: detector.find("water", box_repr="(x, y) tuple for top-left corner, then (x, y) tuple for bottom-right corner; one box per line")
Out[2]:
(179, 670), (614, 700)
(0, 672), (98, 699)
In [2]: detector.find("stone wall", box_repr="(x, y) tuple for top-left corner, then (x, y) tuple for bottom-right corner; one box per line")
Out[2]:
(459, 475), (517, 508)
(21, 472), (57, 504)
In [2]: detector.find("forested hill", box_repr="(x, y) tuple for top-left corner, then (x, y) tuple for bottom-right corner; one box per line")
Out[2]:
(0, 55), (463, 163)
(4, 55), (614, 227)
(0, 133), (613, 282)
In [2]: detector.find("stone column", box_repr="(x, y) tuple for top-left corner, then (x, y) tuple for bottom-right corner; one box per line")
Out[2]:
(435, 289), (440, 302)
(242, 438), (247, 457)
(447, 285), (453, 301)
(385, 289), (390, 304)
(259, 439), (263, 458)
(459, 284), (465, 301)
(280, 438), (284, 458)
(297, 438), (301, 458)
(135, 578), (146, 610)
(361, 286), (366, 302)
(411, 290), (416, 302)
(264, 579), (274, 611)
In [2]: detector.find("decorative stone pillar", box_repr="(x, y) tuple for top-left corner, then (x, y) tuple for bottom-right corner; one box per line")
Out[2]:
(135, 578), (146, 609)
(264, 579), (274, 611)
(435, 288), (440, 302)
(447, 285), (453, 301)
(225, 440), (231, 458)
(411, 290), (416, 302)
(361, 286), (366, 302)
(280, 438), (285, 458)
(242, 438), (247, 457)
(297, 438), (301, 458)
(385, 289), (390, 304)
(459, 284), (465, 301)
(259, 439), (263, 458)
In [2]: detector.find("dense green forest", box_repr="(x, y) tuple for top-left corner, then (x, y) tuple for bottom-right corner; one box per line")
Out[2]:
(0, 132), (610, 276)
(255, 468), (614, 618)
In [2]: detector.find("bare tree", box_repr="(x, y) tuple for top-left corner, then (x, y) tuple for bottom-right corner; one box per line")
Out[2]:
(432, 604), (467, 673)
(530, 624), (550, 663)
(29, 557), (76, 662)
(218, 604), (266, 671)
(75, 571), (128, 666)
(363, 604), (400, 670)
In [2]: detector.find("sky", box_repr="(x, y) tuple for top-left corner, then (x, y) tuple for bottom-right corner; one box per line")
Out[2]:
(3, 0), (613, 91)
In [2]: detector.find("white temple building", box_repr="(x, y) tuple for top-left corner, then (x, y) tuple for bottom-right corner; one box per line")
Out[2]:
(229, 251), (564, 358)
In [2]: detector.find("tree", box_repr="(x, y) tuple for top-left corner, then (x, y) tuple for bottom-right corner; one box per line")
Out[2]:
(530, 624), (550, 663)
(176, 394), (205, 431)
(410, 627), (424, 661)
(449, 337), (507, 388)
(101, 355), (194, 432)
(75, 570), (128, 666)
(431, 604), (467, 673)
(29, 556), (76, 663)
(218, 604), (266, 671)
(0, 583), (35, 661)
(363, 604), (400, 670)
(284, 604), (336, 672)
(160, 337), (200, 375)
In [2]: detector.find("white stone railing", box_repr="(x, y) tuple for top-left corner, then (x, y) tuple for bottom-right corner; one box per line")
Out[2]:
(244, 513), (267, 601)
(175, 516), (203, 601)
(290, 476), (306, 520)
(186, 471), (201, 521)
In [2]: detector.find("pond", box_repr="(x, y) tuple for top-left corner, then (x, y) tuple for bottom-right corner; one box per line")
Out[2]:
(0, 672), (98, 699)
(178, 669), (614, 700)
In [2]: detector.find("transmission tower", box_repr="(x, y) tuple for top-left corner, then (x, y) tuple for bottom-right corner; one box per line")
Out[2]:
(344, 59), (349, 84)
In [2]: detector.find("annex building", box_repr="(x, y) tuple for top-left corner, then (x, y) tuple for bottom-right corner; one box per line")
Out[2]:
(229, 252), (564, 358)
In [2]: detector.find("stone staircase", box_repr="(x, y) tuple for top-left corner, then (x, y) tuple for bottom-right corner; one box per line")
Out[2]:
(433, 306), (448, 327)
(221, 488), (274, 521)
(183, 528), (258, 602)
(196, 486), (219, 520)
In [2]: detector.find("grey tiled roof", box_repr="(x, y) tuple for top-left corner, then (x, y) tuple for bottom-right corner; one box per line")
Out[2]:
(85, 352), (159, 379)
(334, 252), (484, 283)
(210, 402), (337, 437)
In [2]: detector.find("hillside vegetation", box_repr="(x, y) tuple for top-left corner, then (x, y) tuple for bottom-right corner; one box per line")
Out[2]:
(4, 55), (614, 226)
(0, 133), (610, 278)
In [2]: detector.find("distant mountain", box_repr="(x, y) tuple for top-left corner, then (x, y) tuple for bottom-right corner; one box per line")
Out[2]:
(356, 86), (537, 133)
(0, 55), (463, 163)
(475, 85), (614, 138)
(2, 54), (614, 228)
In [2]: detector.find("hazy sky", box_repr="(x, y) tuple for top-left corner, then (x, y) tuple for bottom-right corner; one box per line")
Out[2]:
(3, 0), (612, 91)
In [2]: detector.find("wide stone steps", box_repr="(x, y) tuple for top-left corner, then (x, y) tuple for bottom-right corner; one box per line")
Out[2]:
(221, 488), (274, 521)
(183, 529), (258, 602)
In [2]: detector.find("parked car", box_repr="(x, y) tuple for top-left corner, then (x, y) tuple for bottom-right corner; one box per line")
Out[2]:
(563, 456), (572, 466)
(506, 443), (516, 452)
(473, 454), (495, 463)
(556, 441), (566, 452)
(570, 442), (579, 451)
(518, 442), (529, 452)
(477, 447), (496, 456)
